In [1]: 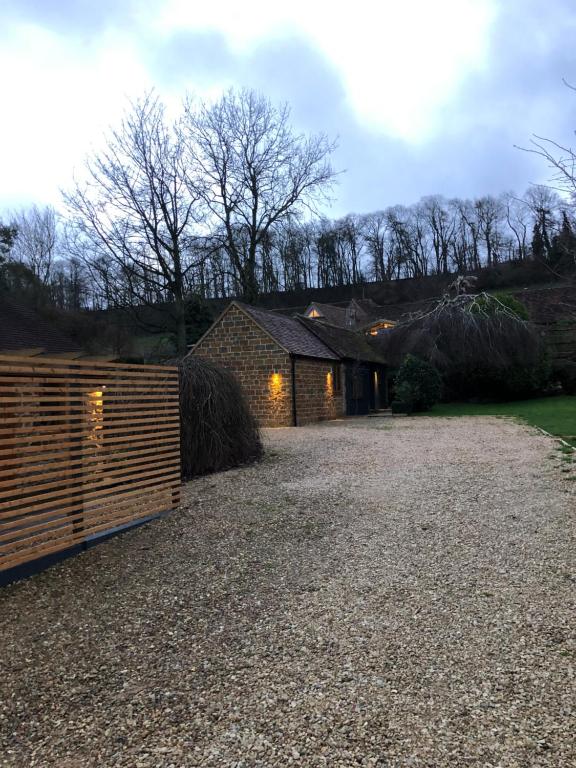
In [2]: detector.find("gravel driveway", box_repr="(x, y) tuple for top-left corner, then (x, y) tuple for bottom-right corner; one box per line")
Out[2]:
(1, 416), (575, 767)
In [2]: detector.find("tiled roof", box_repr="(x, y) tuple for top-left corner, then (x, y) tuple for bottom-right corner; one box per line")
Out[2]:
(236, 302), (339, 360)
(0, 296), (82, 354)
(364, 298), (436, 323)
(351, 298), (395, 324)
(305, 299), (397, 329)
(297, 316), (387, 365)
(305, 302), (349, 326)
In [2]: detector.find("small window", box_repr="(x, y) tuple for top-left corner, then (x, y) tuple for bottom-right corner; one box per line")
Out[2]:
(369, 321), (395, 336)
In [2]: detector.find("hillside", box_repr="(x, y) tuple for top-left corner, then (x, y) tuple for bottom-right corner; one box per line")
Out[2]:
(69, 260), (576, 361)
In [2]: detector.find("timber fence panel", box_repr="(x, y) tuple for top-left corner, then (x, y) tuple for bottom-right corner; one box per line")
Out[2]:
(0, 355), (181, 573)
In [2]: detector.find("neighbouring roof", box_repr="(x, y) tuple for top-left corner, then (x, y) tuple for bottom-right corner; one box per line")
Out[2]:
(297, 316), (388, 365)
(236, 302), (339, 360)
(305, 302), (349, 326)
(304, 299), (397, 330)
(0, 296), (82, 355)
(350, 298), (393, 324)
(366, 298), (437, 323)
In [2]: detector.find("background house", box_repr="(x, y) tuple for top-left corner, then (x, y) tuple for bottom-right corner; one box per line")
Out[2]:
(190, 301), (388, 427)
(304, 298), (395, 337)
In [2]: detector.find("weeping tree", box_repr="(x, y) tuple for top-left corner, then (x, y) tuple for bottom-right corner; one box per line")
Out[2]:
(179, 357), (262, 479)
(380, 292), (549, 400)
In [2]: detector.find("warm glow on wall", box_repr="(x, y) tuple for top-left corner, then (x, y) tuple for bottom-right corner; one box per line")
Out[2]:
(326, 370), (334, 396)
(268, 370), (286, 419)
(269, 371), (283, 396)
(88, 388), (104, 444)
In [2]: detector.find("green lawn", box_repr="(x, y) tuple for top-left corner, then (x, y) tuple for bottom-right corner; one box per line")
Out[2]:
(423, 396), (576, 446)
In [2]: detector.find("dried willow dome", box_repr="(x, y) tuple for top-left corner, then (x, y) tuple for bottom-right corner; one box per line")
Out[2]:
(179, 357), (262, 480)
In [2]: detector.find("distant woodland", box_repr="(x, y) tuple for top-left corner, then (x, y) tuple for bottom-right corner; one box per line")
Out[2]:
(1, 89), (575, 354)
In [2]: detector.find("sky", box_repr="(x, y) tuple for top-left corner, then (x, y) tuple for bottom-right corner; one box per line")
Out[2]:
(1, 0), (576, 218)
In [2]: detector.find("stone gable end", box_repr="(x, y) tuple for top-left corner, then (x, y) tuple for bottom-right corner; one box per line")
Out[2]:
(192, 304), (293, 427)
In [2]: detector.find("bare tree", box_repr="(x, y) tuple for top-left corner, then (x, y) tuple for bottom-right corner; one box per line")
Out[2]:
(517, 81), (576, 203)
(362, 211), (390, 281)
(524, 185), (561, 262)
(475, 196), (505, 266)
(420, 196), (454, 274)
(182, 89), (337, 302)
(502, 192), (530, 261)
(64, 93), (203, 354)
(11, 205), (58, 284)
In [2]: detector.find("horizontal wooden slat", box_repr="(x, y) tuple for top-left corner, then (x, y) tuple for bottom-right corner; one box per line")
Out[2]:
(0, 481), (178, 536)
(0, 433), (180, 460)
(0, 393), (179, 403)
(0, 353), (177, 372)
(0, 412), (180, 431)
(0, 412), (180, 426)
(0, 362), (178, 381)
(0, 494), (176, 570)
(0, 395), (178, 415)
(0, 380), (178, 392)
(0, 449), (180, 489)
(0, 444), (180, 475)
(0, 456), (179, 501)
(0, 474), (179, 539)
(0, 470), (178, 519)
(0, 485), (177, 557)
(0, 423), (180, 450)
(0, 355), (181, 573)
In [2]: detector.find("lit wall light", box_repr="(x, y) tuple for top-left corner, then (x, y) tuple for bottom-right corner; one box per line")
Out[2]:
(269, 371), (283, 398)
(88, 387), (104, 443)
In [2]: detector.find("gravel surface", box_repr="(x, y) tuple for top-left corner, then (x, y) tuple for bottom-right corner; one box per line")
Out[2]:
(1, 416), (575, 767)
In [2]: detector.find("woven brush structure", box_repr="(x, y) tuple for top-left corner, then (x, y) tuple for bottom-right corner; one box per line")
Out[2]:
(179, 357), (262, 480)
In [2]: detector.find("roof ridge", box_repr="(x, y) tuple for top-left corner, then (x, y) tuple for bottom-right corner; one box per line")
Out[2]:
(237, 301), (338, 360)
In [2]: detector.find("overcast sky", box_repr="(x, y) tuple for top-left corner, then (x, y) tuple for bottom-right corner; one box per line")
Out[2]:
(1, 0), (575, 218)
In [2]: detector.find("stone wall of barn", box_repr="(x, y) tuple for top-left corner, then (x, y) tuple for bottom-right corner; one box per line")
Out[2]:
(192, 304), (293, 427)
(294, 358), (345, 425)
(192, 304), (346, 427)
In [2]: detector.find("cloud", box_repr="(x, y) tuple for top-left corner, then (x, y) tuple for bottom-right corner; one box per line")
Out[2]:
(147, 21), (563, 215)
(2, 0), (576, 217)
(155, 0), (497, 141)
(2, 0), (140, 38)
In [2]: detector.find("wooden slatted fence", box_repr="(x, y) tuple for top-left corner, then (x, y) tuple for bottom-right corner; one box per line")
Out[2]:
(0, 355), (181, 574)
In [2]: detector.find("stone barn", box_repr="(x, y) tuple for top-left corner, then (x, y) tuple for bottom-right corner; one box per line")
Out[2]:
(190, 301), (388, 427)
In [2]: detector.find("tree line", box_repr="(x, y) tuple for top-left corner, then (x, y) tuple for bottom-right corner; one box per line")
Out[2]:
(1, 88), (576, 353)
